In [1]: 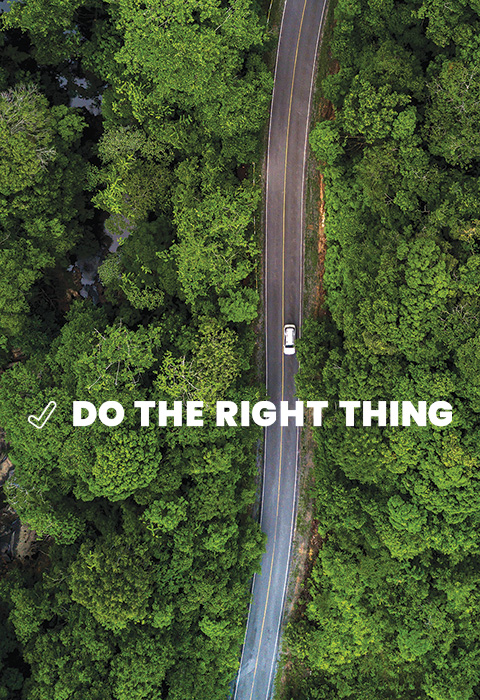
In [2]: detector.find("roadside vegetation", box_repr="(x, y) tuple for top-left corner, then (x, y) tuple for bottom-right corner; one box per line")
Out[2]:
(0, 1), (274, 698)
(281, 1), (480, 698)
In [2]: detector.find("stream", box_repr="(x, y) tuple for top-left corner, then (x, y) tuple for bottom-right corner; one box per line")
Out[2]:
(69, 217), (133, 301)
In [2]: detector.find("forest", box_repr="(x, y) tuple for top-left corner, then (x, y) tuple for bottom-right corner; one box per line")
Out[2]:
(282, 0), (480, 699)
(0, 1), (273, 698)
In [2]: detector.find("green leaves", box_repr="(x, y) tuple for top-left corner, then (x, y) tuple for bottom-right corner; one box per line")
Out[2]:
(425, 59), (480, 166)
(310, 121), (344, 166)
(69, 538), (153, 632)
(0, 85), (87, 346)
(78, 321), (161, 395)
(173, 183), (260, 310)
(142, 497), (188, 534)
(341, 76), (411, 144)
(156, 318), (240, 407)
(387, 495), (427, 535)
(0, 84), (56, 195)
(91, 430), (162, 500)
(109, 0), (270, 157)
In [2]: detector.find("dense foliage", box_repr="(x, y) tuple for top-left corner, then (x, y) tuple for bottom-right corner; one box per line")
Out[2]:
(283, 1), (480, 699)
(0, 1), (272, 698)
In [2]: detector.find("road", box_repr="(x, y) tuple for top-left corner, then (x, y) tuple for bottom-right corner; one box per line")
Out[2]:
(233, 1), (327, 699)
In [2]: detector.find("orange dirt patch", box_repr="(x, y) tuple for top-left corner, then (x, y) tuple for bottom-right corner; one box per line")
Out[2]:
(0, 457), (13, 486)
(311, 64), (337, 319)
(314, 171), (327, 319)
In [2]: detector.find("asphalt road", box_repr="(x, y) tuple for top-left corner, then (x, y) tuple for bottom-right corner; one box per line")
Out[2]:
(233, 1), (327, 699)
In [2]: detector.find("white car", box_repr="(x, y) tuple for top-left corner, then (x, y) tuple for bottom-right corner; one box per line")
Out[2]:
(283, 324), (296, 355)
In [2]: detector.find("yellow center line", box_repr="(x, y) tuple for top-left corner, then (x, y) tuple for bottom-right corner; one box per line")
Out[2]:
(247, 1), (308, 697)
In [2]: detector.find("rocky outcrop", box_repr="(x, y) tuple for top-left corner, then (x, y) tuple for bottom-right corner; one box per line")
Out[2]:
(0, 455), (13, 487)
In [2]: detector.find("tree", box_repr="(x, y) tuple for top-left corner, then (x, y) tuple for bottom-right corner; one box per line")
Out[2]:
(155, 318), (240, 408)
(425, 58), (480, 166)
(2, 0), (102, 63)
(340, 76), (411, 144)
(173, 184), (260, 309)
(108, 0), (271, 160)
(0, 84), (87, 345)
(310, 121), (344, 165)
(75, 320), (161, 396)
(69, 537), (153, 631)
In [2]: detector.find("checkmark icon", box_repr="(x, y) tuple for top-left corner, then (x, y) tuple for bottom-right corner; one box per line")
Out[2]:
(28, 401), (57, 430)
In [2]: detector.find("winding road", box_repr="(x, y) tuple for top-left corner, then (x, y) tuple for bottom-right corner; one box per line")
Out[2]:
(233, 1), (327, 699)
